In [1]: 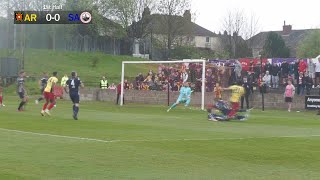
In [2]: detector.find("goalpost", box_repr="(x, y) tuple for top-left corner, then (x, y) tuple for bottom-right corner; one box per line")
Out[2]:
(120, 59), (206, 110)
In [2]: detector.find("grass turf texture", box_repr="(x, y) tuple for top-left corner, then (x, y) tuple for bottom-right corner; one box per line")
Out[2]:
(1, 97), (320, 179)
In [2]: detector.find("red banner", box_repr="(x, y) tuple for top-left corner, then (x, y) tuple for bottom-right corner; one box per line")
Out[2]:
(239, 58), (269, 72)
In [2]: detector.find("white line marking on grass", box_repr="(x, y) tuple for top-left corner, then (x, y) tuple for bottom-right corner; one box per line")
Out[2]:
(1, 128), (320, 143)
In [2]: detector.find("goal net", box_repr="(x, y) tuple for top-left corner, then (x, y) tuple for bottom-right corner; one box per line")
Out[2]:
(120, 60), (206, 110)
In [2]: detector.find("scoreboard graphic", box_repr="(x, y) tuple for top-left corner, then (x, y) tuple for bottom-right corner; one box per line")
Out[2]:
(14, 11), (92, 24)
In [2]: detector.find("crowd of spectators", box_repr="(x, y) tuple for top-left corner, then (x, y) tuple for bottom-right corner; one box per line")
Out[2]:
(112, 57), (320, 96)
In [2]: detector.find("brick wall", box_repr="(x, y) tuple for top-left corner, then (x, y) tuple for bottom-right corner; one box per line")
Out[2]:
(64, 88), (308, 109)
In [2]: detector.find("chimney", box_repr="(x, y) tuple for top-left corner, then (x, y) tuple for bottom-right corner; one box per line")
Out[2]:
(283, 21), (292, 35)
(183, 10), (191, 22)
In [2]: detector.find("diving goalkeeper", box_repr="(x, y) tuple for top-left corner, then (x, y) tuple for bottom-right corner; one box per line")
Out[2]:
(167, 82), (192, 112)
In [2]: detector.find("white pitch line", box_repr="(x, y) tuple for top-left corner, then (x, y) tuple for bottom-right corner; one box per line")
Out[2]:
(1, 128), (320, 143)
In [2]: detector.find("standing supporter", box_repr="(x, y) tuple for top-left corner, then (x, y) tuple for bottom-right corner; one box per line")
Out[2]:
(241, 77), (253, 110)
(264, 61), (272, 74)
(305, 74), (313, 95)
(315, 57), (320, 87)
(281, 61), (289, 85)
(297, 72), (306, 96)
(307, 58), (316, 87)
(270, 63), (280, 88)
(298, 59), (307, 74)
(293, 60), (300, 85)
(116, 82), (124, 105)
(263, 71), (271, 88)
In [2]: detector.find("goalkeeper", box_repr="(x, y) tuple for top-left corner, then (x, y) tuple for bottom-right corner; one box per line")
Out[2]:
(207, 100), (249, 121)
(167, 82), (192, 112)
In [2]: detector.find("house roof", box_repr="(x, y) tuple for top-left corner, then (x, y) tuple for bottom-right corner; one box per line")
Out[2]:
(133, 13), (217, 37)
(249, 29), (318, 56)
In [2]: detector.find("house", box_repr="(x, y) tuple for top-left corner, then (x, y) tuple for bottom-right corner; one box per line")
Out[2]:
(129, 8), (222, 59)
(249, 21), (318, 58)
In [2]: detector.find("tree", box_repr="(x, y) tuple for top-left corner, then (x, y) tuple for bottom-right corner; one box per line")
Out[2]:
(156, 0), (191, 58)
(262, 32), (290, 58)
(221, 9), (260, 58)
(297, 30), (320, 58)
(98, 0), (155, 30)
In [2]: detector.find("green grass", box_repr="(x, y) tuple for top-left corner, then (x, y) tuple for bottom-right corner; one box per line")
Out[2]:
(0, 49), (157, 93)
(1, 97), (320, 179)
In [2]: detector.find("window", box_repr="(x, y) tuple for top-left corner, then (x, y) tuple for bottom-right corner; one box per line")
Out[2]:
(206, 37), (210, 43)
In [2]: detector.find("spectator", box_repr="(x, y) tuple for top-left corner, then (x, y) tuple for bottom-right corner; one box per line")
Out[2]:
(284, 80), (295, 112)
(263, 71), (271, 88)
(270, 63), (280, 88)
(116, 82), (124, 105)
(307, 58), (316, 87)
(315, 57), (320, 87)
(129, 83), (134, 90)
(297, 72), (306, 96)
(293, 60), (299, 84)
(109, 83), (116, 90)
(241, 77), (253, 110)
(124, 79), (129, 90)
(298, 59), (307, 74)
(100, 76), (108, 89)
(181, 70), (189, 83)
(234, 60), (242, 80)
(281, 61), (289, 85)
(265, 61), (272, 74)
(305, 74), (313, 95)
(213, 82), (222, 101)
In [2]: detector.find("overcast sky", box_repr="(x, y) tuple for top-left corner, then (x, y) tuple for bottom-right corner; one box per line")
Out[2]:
(191, 0), (320, 34)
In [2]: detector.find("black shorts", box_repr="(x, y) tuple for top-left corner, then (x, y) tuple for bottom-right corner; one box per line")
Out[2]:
(70, 93), (80, 104)
(285, 97), (292, 103)
(18, 92), (25, 99)
(316, 72), (320, 78)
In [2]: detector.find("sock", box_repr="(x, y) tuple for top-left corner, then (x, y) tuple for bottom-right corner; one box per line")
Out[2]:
(73, 105), (76, 114)
(38, 97), (43, 101)
(75, 106), (79, 116)
(170, 103), (177, 109)
(42, 103), (48, 110)
(0, 96), (2, 104)
(18, 101), (25, 110)
(48, 103), (55, 110)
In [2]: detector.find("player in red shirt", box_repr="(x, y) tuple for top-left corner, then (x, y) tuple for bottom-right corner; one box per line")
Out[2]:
(116, 82), (124, 105)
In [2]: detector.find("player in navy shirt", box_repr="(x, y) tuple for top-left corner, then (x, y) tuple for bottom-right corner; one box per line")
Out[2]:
(64, 71), (84, 120)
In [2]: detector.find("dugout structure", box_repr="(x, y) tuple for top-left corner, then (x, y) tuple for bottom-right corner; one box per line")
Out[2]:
(120, 60), (206, 110)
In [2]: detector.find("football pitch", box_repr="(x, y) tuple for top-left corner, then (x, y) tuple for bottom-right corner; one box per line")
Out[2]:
(1, 98), (320, 179)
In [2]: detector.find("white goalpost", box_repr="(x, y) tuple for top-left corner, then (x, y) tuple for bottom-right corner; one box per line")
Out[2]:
(120, 59), (206, 110)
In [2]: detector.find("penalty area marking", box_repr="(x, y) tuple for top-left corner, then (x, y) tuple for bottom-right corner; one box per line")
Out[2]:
(1, 128), (320, 143)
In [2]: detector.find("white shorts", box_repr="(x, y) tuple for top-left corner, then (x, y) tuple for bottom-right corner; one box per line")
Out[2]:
(309, 72), (315, 79)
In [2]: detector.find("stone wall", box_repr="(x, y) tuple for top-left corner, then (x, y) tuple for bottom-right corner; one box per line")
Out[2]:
(64, 88), (310, 109)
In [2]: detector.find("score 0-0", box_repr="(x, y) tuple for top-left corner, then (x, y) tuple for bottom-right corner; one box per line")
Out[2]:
(45, 13), (61, 22)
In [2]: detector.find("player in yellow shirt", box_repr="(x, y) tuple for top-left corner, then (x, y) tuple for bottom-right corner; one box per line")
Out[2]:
(223, 81), (245, 119)
(41, 72), (58, 116)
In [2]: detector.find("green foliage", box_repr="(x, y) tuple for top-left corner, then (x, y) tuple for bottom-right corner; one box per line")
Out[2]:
(170, 46), (229, 59)
(235, 41), (252, 58)
(297, 30), (320, 58)
(262, 32), (290, 58)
